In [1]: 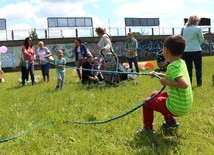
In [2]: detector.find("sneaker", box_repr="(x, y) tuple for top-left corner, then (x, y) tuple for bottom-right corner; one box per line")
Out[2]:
(136, 127), (155, 135)
(55, 86), (59, 91)
(161, 119), (179, 128)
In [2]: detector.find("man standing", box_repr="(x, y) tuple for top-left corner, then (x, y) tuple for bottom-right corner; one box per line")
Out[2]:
(125, 33), (139, 72)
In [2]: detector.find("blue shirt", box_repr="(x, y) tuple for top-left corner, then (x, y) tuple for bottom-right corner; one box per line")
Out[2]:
(55, 58), (66, 74)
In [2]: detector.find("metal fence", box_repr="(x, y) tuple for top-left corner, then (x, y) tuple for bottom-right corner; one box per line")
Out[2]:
(0, 26), (213, 41)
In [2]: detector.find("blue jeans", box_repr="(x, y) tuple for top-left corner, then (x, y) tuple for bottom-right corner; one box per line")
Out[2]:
(41, 63), (50, 76)
(41, 63), (50, 82)
(127, 57), (139, 72)
(182, 51), (202, 86)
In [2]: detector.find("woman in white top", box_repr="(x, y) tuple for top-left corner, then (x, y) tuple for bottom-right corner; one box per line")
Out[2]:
(95, 27), (114, 57)
(182, 15), (204, 87)
(36, 41), (52, 82)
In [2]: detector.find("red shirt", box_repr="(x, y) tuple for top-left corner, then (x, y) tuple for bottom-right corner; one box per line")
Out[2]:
(22, 45), (35, 64)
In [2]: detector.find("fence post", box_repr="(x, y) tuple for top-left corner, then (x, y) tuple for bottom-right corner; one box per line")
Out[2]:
(75, 28), (78, 37)
(11, 30), (14, 41)
(172, 28), (175, 35)
(45, 29), (47, 39)
(152, 28), (154, 36)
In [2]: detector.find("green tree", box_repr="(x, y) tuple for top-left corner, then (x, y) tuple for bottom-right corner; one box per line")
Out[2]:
(29, 28), (38, 40)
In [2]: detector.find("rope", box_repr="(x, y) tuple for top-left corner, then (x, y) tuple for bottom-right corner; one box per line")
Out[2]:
(0, 120), (54, 143)
(65, 73), (165, 125)
(49, 61), (148, 76)
(0, 64), (164, 142)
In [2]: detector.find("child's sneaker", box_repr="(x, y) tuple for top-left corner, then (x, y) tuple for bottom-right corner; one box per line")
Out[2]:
(161, 119), (179, 136)
(55, 86), (59, 91)
(136, 127), (155, 135)
(161, 119), (179, 128)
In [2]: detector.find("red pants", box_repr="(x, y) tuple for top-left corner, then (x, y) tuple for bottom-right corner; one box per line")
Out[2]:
(142, 91), (175, 129)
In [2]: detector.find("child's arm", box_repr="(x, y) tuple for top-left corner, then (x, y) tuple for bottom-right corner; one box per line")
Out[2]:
(159, 76), (188, 89)
(56, 59), (66, 68)
(149, 71), (166, 78)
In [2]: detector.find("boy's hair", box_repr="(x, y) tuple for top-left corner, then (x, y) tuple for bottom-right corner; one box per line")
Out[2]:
(163, 35), (185, 56)
(86, 54), (93, 59)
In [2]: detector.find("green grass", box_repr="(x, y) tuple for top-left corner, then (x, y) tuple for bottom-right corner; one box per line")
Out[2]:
(0, 56), (214, 155)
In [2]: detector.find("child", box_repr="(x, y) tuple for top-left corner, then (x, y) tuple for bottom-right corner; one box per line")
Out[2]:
(92, 57), (104, 82)
(82, 55), (98, 84)
(138, 35), (193, 134)
(55, 50), (66, 91)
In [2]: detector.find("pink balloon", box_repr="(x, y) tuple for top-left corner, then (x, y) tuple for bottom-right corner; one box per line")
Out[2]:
(0, 46), (8, 54)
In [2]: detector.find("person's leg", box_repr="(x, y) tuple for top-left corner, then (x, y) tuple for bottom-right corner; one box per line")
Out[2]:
(41, 65), (46, 81)
(25, 67), (30, 82)
(182, 52), (193, 83)
(127, 58), (133, 72)
(143, 91), (174, 129)
(193, 51), (202, 86)
(45, 63), (50, 82)
(75, 60), (82, 80)
(133, 57), (139, 72)
(21, 66), (27, 85)
(29, 64), (35, 85)
(55, 71), (60, 90)
(59, 72), (65, 90)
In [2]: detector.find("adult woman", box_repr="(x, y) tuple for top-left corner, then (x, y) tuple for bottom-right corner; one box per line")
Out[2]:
(21, 37), (35, 86)
(36, 41), (52, 82)
(182, 15), (204, 87)
(95, 27), (114, 57)
(74, 38), (91, 81)
(95, 27), (119, 84)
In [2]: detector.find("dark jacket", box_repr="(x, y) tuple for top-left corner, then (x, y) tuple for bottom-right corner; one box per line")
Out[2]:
(74, 43), (87, 61)
(82, 60), (93, 84)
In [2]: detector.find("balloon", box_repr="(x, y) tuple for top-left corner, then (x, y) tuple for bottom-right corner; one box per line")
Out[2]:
(0, 46), (8, 54)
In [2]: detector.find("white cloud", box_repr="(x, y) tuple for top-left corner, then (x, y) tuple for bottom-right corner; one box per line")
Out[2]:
(1, 0), (214, 32)
(1, 0), (99, 30)
(114, 0), (185, 27)
(0, 2), (36, 21)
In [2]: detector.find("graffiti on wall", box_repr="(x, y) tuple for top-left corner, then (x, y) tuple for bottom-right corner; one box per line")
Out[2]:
(1, 39), (214, 68)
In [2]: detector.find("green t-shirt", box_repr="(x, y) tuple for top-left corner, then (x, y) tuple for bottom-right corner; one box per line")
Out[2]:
(166, 59), (193, 116)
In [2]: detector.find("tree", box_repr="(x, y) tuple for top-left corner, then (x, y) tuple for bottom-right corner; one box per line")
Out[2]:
(131, 32), (142, 36)
(29, 28), (38, 40)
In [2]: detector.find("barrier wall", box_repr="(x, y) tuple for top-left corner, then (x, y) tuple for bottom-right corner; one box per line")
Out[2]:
(1, 35), (214, 69)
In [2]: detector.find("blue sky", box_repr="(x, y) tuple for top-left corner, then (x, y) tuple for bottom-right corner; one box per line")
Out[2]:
(0, 0), (214, 30)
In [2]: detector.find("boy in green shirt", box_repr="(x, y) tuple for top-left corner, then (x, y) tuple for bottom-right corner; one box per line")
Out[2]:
(138, 35), (193, 134)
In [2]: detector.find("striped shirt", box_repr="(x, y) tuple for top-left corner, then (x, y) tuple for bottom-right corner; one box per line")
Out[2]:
(166, 59), (193, 116)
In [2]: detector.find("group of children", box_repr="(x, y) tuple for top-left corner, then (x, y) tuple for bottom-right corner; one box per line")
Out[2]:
(16, 34), (194, 136)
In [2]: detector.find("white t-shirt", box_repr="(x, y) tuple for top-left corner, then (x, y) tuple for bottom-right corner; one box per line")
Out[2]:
(36, 48), (50, 65)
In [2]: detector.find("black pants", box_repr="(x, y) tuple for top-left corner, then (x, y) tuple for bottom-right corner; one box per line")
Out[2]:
(21, 63), (35, 85)
(182, 51), (202, 86)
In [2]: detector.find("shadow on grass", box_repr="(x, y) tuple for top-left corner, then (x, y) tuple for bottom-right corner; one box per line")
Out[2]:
(129, 129), (182, 154)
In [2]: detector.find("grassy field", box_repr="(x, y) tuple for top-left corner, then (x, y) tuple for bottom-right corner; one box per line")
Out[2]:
(0, 56), (214, 155)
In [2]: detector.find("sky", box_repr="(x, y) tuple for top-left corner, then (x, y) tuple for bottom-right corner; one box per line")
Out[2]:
(0, 0), (213, 30)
